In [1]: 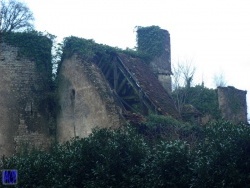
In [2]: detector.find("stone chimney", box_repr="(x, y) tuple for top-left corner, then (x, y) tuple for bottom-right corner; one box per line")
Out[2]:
(137, 26), (172, 93)
(149, 29), (172, 93)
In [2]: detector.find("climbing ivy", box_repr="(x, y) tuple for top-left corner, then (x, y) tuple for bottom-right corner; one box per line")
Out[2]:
(60, 36), (148, 67)
(61, 36), (96, 60)
(1, 31), (53, 75)
(172, 85), (221, 120)
(1, 31), (57, 134)
(136, 25), (167, 61)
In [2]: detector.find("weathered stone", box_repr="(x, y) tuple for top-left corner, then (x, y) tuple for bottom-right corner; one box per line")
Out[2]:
(149, 29), (172, 93)
(56, 54), (123, 143)
(0, 43), (52, 156)
(218, 86), (248, 124)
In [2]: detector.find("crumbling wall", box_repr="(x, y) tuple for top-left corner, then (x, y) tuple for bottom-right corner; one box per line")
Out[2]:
(0, 43), (52, 156)
(218, 86), (248, 124)
(14, 117), (52, 153)
(57, 54), (123, 143)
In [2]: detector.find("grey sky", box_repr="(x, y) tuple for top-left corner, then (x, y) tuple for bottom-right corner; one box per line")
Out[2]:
(23, 0), (250, 119)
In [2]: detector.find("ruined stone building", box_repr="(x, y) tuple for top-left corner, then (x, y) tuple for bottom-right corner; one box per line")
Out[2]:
(56, 27), (179, 143)
(0, 26), (248, 156)
(0, 27), (178, 156)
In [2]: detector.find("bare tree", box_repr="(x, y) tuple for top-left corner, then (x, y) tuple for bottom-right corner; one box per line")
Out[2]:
(213, 72), (227, 87)
(0, 0), (34, 32)
(172, 59), (196, 89)
(182, 62), (196, 89)
(172, 60), (196, 113)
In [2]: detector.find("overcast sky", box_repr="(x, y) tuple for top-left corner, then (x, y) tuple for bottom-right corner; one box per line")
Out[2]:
(23, 0), (250, 119)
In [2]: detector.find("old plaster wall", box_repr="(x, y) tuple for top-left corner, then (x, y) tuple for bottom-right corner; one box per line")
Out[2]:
(0, 43), (52, 156)
(57, 54), (123, 143)
(149, 29), (172, 93)
(218, 86), (248, 124)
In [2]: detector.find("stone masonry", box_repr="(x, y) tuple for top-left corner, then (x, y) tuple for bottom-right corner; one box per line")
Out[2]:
(56, 54), (123, 143)
(218, 86), (248, 124)
(149, 29), (172, 93)
(0, 43), (52, 156)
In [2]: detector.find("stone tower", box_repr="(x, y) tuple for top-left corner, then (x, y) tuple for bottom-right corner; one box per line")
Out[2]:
(149, 29), (172, 93)
(137, 26), (172, 93)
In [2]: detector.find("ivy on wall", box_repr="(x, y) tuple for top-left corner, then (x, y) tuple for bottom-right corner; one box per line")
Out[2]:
(136, 25), (166, 61)
(172, 85), (221, 120)
(60, 35), (153, 67)
(1, 31), (53, 75)
(61, 36), (97, 61)
(1, 31), (57, 134)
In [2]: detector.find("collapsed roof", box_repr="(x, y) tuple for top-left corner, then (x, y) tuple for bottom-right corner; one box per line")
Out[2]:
(61, 35), (180, 120)
(116, 53), (180, 119)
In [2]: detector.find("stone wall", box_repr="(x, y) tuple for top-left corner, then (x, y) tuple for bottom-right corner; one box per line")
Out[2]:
(14, 117), (52, 153)
(0, 43), (52, 156)
(56, 54), (123, 143)
(218, 86), (248, 124)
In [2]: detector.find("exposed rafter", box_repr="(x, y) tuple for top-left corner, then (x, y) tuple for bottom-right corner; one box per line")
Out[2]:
(94, 52), (180, 119)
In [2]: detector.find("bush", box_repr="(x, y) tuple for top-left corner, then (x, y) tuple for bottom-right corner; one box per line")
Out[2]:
(138, 114), (203, 146)
(1, 127), (149, 187)
(138, 140), (192, 188)
(1, 120), (250, 187)
(191, 121), (250, 187)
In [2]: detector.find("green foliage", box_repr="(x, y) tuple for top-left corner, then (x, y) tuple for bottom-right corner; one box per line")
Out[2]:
(146, 114), (182, 127)
(136, 25), (166, 61)
(123, 47), (146, 59)
(60, 27), (168, 66)
(172, 85), (220, 119)
(186, 85), (220, 117)
(191, 121), (250, 187)
(1, 120), (250, 187)
(139, 140), (192, 188)
(138, 114), (203, 146)
(60, 36), (127, 63)
(60, 36), (146, 65)
(1, 128), (149, 187)
(61, 36), (97, 61)
(1, 31), (57, 135)
(1, 31), (53, 83)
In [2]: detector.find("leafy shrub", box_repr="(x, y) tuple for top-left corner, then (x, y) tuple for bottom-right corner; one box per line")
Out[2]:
(191, 121), (250, 187)
(138, 114), (203, 146)
(1, 120), (250, 187)
(138, 140), (192, 188)
(1, 128), (149, 187)
(172, 85), (221, 120)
